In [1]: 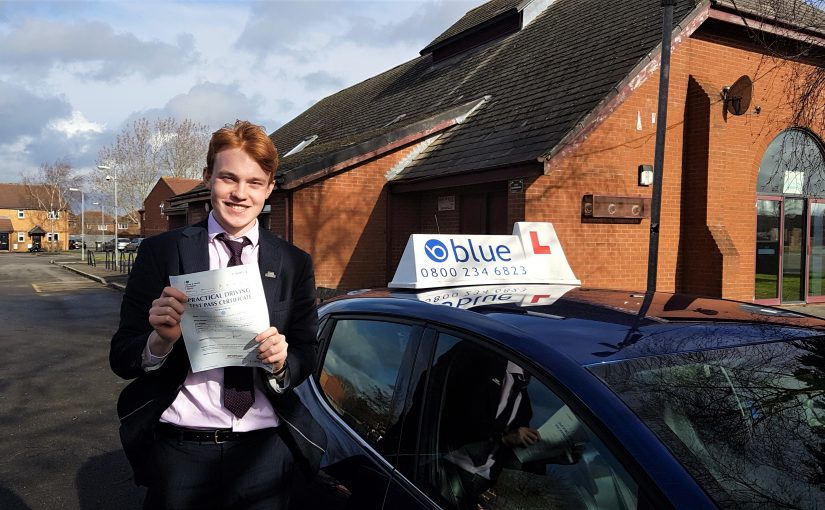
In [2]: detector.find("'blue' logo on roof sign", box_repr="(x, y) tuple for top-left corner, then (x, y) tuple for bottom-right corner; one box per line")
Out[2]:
(424, 239), (449, 262)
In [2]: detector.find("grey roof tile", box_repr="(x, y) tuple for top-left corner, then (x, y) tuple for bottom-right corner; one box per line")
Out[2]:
(270, 0), (763, 186)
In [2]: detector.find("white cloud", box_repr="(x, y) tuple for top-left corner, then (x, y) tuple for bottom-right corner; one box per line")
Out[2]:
(0, 0), (480, 182)
(0, 19), (199, 81)
(49, 111), (105, 138)
(301, 70), (345, 92)
(160, 82), (269, 130)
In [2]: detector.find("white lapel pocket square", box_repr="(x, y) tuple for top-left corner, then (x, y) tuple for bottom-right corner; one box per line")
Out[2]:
(265, 271), (277, 278)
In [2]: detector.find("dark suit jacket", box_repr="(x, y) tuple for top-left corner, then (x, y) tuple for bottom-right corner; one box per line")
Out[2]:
(436, 342), (532, 466)
(110, 220), (326, 486)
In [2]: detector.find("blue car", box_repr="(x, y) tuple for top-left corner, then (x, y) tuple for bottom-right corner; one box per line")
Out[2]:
(290, 225), (825, 509)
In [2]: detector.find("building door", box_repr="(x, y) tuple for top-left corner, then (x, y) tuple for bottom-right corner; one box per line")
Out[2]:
(808, 200), (825, 302)
(459, 190), (508, 235)
(755, 129), (825, 304)
(782, 197), (806, 303)
(755, 198), (782, 304)
(0, 233), (8, 251)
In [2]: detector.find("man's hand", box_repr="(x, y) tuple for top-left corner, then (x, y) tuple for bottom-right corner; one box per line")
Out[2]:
(502, 427), (540, 448)
(147, 286), (187, 356)
(256, 327), (288, 374)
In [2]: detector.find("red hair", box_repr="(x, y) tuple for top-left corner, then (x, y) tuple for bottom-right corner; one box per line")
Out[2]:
(205, 120), (278, 183)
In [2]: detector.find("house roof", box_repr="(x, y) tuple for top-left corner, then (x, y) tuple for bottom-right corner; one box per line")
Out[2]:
(0, 216), (12, 233)
(28, 225), (46, 235)
(0, 183), (65, 209)
(271, 0), (824, 188)
(715, 0), (825, 31)
(420, 0), (524, 55)
(271, 0), (700, 187)
(160, 177), (201, 195)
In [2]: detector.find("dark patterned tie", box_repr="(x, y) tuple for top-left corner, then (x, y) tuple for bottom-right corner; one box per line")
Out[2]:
(216, 233), (255, 418)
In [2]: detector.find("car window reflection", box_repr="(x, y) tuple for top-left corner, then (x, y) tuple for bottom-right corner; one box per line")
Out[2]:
(319, 319), (414, 451)
(591, 338), (825, 508)
(399, 333), (639, 510)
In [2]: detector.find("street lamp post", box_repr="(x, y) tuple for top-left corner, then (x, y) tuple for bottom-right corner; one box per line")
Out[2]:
(68, 187), (85, 261)
(92, 201), (103, 251)
(98, 164), (117, 249)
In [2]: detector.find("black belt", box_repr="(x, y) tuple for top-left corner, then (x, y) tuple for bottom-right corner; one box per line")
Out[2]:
(156, 423), (272, 444)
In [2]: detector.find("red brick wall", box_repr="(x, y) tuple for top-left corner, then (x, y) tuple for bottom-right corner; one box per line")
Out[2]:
(532, 34), (815, 301)
(142, 183), (173, 237)
(268, 193), (288, 239)
(291, 145), (420, 290)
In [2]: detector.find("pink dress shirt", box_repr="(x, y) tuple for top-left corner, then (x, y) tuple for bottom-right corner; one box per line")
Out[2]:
(143, 212), (280, 431)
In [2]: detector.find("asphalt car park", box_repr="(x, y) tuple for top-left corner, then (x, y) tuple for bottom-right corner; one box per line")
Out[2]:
(290, 223), (825, 509)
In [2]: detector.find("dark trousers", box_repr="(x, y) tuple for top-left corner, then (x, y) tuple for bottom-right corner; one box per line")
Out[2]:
(144, 428), (294, 510)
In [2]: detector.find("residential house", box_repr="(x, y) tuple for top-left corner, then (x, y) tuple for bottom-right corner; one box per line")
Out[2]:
(141, 177), (201, 237)
(169, 0), (825, 304)
(80, 210), (115, 249)
(0, 183), (70, 252)
(118, 211), (142, 238)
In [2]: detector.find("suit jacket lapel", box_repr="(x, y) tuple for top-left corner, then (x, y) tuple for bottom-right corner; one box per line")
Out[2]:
(178, 220), (209, 274)
(257, 227), (283, 306)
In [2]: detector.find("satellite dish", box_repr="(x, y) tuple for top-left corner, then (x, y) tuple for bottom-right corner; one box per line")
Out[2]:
(724, 75), (753, 116)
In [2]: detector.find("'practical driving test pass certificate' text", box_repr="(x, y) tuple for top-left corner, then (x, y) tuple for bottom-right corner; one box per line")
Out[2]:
(170, 264), (270, 373)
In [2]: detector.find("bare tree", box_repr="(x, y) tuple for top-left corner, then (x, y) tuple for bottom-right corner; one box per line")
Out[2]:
(91, 117), (210, 224)
(20, 159), (82, 251)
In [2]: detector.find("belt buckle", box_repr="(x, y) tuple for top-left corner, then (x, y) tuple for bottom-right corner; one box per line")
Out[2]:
(214, 430), (227, 444)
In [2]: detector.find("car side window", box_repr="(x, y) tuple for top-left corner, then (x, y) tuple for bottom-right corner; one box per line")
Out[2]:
(410, 332), (640, 510)
(318, 318), (416, 454)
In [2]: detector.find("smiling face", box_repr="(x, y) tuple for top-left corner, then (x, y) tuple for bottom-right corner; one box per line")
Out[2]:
(204, 147), (275, 237)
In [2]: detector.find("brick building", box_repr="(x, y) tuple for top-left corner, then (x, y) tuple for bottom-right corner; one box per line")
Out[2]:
(0, 183), (71, 252)
(169, 0), (825, 304)
(140, 177), (200, 237)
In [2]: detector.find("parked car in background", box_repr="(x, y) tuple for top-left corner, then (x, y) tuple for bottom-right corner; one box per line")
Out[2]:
(124, 238), (144, 252)
(102, 238), (131, 251)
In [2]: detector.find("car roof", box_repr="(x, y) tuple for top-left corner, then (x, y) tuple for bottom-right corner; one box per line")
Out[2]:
(320, 286), (825, 366)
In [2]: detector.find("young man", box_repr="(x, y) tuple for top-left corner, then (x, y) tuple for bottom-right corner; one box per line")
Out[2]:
(111, 120), (325, 509)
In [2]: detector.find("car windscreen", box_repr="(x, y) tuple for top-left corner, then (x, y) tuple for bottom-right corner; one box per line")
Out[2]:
(588, 338), (825, 509)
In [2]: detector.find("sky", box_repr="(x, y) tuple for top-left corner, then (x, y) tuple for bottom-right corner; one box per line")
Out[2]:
(0, 0), (478, 183)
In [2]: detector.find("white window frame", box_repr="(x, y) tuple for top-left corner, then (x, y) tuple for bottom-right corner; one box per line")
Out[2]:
(17, 209), (24, 219)
(118, 222), (128, 230)
(48, 210), (60, 219)
(17, 233), (24, 242)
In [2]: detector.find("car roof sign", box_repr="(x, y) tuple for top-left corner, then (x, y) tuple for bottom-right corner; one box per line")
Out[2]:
(389, 222), (580, 289)
(391, 283), (580, 309)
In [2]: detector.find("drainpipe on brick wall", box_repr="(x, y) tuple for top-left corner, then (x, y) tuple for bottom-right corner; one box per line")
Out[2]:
(620, 0), (676, 355)
(647, 0), (675, 293)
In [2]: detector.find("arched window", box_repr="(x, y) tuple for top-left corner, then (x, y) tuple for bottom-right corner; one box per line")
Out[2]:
(757, 129), (825, 196)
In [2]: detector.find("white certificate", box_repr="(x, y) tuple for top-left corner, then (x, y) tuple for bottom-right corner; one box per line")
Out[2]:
(170, 264), (271, 373)
(513, 404), (589, 464)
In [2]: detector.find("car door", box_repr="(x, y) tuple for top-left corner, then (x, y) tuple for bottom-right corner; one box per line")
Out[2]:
(291, 315), (427, 509)
(391, 327), (653, 510)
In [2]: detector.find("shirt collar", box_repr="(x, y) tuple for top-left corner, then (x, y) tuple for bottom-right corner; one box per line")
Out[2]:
(207, 211), (260, 247)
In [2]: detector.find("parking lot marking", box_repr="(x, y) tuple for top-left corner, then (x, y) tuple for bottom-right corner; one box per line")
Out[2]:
(32, 280), (104, 293)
